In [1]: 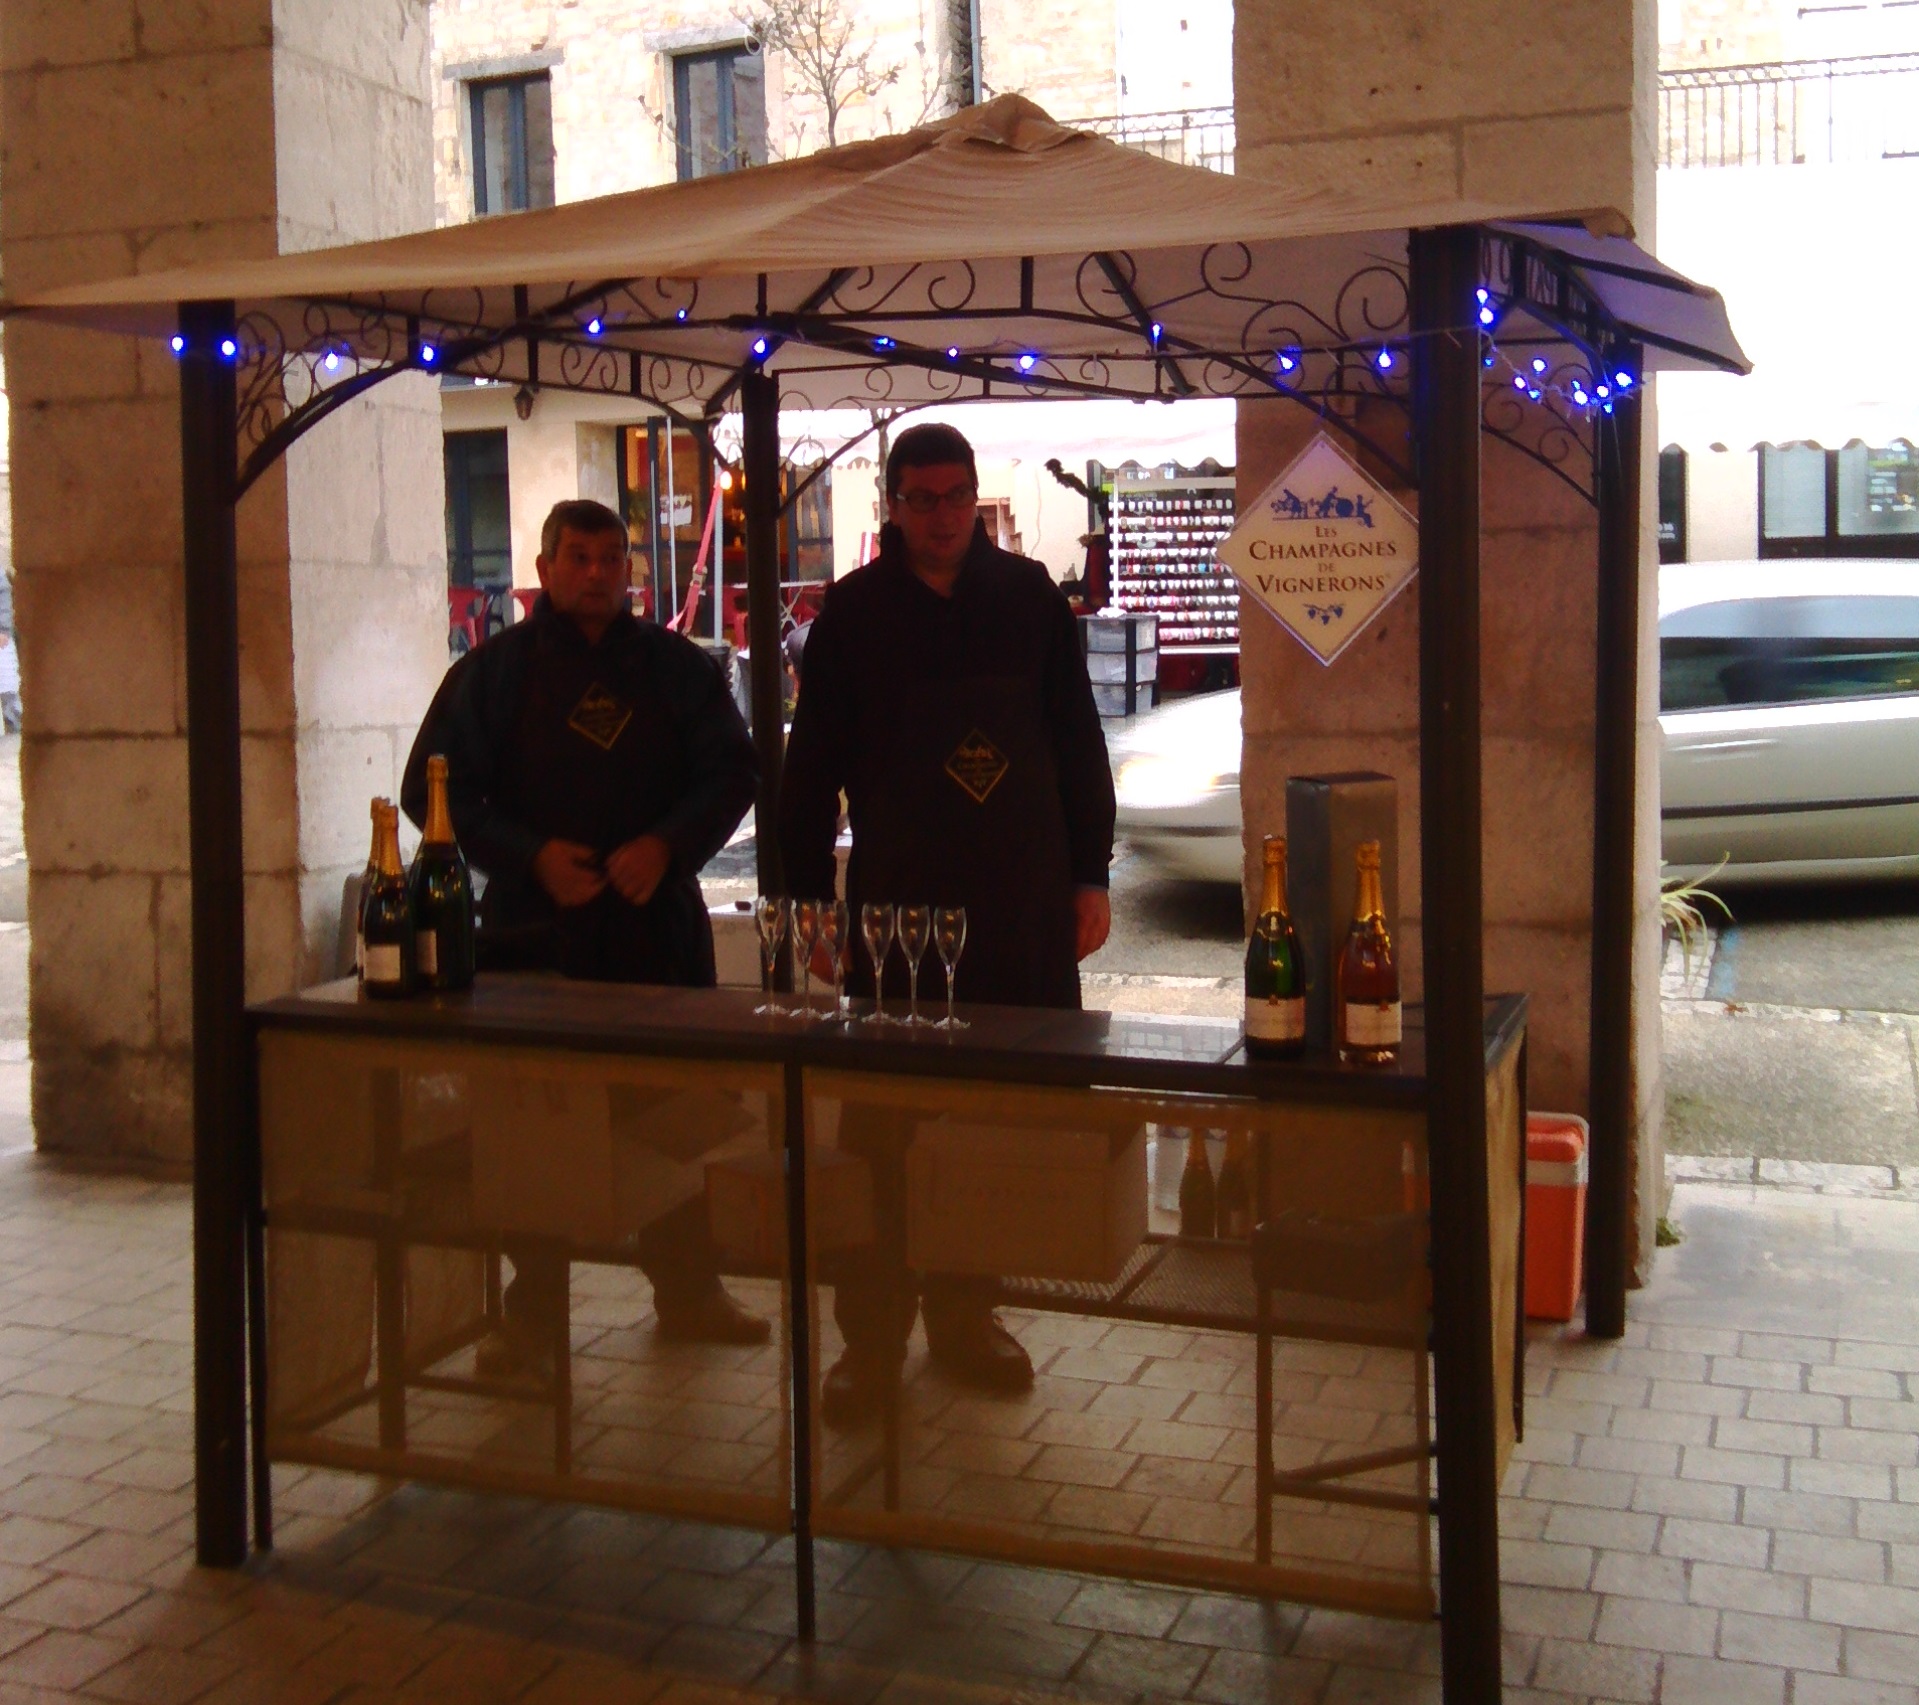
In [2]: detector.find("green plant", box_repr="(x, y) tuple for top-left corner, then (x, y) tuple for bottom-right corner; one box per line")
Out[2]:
(1660, 857), (1731, 977)
(1655, 1216), (1684, 1248)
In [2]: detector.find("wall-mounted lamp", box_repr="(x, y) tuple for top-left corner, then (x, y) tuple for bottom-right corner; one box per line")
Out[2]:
(514, 384), (537, 421)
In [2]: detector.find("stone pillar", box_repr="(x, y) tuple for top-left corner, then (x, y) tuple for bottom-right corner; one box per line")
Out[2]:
(1235, 0), (1666, 1277)
(1, 1), (444, 1168)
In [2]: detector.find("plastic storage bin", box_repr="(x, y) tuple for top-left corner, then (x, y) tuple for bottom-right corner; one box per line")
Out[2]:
(1525, 1112), (1588, 1322)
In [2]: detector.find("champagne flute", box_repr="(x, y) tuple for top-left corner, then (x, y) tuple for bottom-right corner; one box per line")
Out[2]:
(860, 902), (895, 1024)
(792, 899), (822, 1019)
(821, 899), (849, 1019)
(755, 896), (789, 1016)
(934, 905), (969, 1030)
(897, 904), (932, 1027)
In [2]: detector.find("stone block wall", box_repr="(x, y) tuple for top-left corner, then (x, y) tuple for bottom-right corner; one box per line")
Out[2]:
(1, 0), (444, 1167)
(1235, 0), (1667, 1278)
(429, 0), (1129, 229)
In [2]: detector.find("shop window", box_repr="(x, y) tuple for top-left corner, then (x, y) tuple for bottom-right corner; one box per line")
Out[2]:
(1660, 594), (1919, 711)
(1759, 442), (1919, 558)
(1658, 446), (1688, 564)
(445, 431), (512, 589)
(470, 74), (555, 214)
(674, 47), (767, 180)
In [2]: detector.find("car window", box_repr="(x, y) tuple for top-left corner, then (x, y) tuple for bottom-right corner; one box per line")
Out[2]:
(1661, 596), (1919, 711)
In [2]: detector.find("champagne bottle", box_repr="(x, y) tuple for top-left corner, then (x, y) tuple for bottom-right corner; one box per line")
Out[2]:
(1243, 834), (1305, 1059)
(355, 798), (385, 981)
(1336, 839), (1401, 1065)
(360, 802), (415, 1000)
(407, 755), (475, 993)
(1178, 1130), (1216, 1239)
(1215, 1132), (1254, 1240)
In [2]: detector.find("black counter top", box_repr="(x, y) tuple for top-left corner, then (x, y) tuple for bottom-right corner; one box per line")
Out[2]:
(252, 977), (1528, 1108)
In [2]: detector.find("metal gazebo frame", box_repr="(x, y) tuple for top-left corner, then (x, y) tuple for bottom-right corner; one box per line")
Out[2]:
(5, 102), (1748, 1705)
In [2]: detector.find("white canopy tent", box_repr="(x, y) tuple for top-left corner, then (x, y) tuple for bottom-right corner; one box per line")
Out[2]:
(3, 98), (1748, 1704)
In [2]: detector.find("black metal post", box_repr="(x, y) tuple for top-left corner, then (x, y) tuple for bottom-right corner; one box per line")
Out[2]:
(742, 370), (786, 895)
(1409, 227), (1501, 1703)
(180, 300), (250, 1568)
(781, 1062), (816, 1638)
(1585, 376), (1644, 1339)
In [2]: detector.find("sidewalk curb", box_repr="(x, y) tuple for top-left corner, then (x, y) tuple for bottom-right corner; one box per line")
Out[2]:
(1667, 1153), (1919, 1199)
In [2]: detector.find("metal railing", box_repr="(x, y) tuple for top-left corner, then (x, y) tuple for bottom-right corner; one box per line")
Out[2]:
(1066, 105), (1236, 174)
(1659, 53), (1919, 167)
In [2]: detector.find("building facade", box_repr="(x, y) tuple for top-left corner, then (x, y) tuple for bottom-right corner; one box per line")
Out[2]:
(1655, 0), (1919, 561)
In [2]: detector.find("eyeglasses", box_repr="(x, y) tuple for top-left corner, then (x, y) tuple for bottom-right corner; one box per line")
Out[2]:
(895, 485), (979, 516)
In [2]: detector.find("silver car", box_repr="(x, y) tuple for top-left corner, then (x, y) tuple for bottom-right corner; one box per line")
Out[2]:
(1109, 561), (1919, 886)
(1660, 561), (1919, 885)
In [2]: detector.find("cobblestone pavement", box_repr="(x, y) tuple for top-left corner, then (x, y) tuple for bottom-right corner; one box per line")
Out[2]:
(0, 1161), (1907, 1703)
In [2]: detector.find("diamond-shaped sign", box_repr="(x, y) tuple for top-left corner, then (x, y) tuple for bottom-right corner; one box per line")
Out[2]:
(1217, 435), (1419, 666)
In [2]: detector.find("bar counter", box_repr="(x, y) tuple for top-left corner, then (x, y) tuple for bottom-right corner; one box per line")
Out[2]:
(247, 976), (1527, 1632)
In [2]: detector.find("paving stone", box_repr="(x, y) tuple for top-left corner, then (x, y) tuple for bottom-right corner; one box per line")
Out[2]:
(1055, 1581), (1187, 1639)
(1659, 1517), (1770, 1567)
(1590, 1551), (1688, 1602)
(1809, 1577), (1919, 1636)
(1659, 1653), (1787, 1705)
(1688, 1561), (1807, 1618)
(1592, 1594), (1720, 1656)
(1188, 1647), (1331, 1705)
(1716, 1607), (1842, 1671)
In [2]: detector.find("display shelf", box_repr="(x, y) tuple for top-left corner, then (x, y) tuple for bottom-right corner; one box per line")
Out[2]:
(1110, 464), (1240, 654)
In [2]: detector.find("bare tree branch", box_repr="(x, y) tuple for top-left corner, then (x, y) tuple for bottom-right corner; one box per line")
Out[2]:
(747, 0), (899, 148)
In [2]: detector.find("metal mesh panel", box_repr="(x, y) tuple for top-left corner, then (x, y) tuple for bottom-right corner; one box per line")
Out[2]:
(258, 1031), (789, 1529)
(803, 1071), (1434, 1617)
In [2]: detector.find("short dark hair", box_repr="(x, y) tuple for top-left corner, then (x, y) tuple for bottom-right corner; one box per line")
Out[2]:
(540, 498), (627, 560)
(885, 423), (978, 499)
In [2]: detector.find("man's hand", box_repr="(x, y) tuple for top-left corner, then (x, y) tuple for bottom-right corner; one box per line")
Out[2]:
(1075, 887), (1112, 961)
(534, 839), (607, 909)
(605, 833), (673, 907)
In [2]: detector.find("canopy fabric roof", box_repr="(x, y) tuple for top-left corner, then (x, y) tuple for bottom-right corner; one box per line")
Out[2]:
(1, 95), (1748, 422)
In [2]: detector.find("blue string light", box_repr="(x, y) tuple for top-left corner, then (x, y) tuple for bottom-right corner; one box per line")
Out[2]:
(419, 343), (437, 365)
(585, 317), (603, 336)
(1375, 347), (1395, 371)
(752, 337), (769, 359)
(946, 346), (960, 360)
(1276, 347), (1300, 374)
(1149, 321), (1163, 343)
(873, 335), (895, 351)
(1017, 353), (1038, 372)
(169, 335), (186, 356)
(1613, 369), (1634, 390)
(676, 308), (689, 321)
(323, 351), (340, 372)
(1530, 357), (1548, 375)
(219, 338), (238, 360)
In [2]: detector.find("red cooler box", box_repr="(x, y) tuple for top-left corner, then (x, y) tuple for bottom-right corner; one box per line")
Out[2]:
(1526, 1113), (1588, 1322)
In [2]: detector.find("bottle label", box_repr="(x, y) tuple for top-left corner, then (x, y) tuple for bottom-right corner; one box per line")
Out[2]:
(1344, 1001), (1403, 1047)
(1245, 996), (1305, 1042)
(364, 944), (403, 985)
(416, 930), (438, 977)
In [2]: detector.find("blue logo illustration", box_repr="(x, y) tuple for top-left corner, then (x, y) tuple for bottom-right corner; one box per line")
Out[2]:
(1270, 486), (1375, 527)
(1301, 604), (1345, 626)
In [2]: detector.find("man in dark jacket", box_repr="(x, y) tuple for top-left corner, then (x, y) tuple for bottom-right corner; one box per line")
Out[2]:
(405, 498), (765, 1361)
(778, 423), (1116, 1424)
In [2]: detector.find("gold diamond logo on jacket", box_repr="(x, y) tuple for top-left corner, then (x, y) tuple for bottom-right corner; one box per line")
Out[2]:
(945, 729), (1009, 803)
(568, 683), (633, 750)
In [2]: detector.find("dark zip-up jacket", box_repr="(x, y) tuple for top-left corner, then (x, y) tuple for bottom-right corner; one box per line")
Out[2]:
(777, 521), (1114, 1008)
(403, 596), (757, 985)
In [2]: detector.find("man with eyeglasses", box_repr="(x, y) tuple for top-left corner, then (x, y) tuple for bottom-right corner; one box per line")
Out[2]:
(779, 422), (1116, 1425)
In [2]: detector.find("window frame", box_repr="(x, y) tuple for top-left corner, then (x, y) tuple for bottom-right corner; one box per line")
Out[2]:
(468, 72), (555, 215)
(1758, 444), (1919, 559)
(1658, 446), (1688, 564)
(673, 46), (766, 181)
(444, 429), (513, 591)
